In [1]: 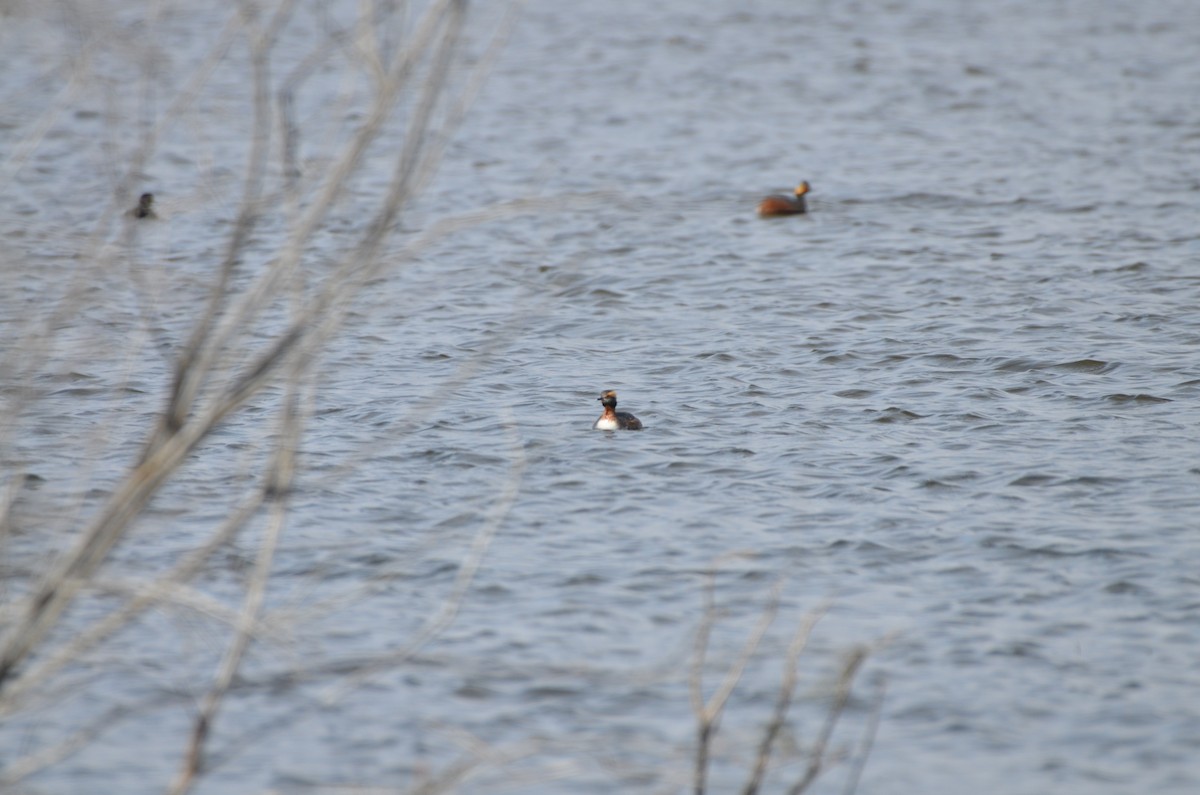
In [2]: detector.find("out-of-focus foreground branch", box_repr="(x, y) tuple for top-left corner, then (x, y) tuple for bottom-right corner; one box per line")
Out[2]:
(689, 562), (884, 795)
(0, 1), (523, 790)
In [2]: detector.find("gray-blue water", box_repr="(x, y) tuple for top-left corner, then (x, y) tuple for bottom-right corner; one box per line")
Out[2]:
(2, 1), (1199, 793)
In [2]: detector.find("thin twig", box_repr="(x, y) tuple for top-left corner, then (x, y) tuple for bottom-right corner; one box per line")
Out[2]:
(0, 702), (138, 788)
(324, 399), (528, 702)
(786, 647), (868, 795)
(166, 363), (304, 795)
(0, 491), (265, 716)
(740, 605), (828, 795)
(690, 561), (778, 795)
(840, 673), (886, 795)
(153, 0), (296, 452)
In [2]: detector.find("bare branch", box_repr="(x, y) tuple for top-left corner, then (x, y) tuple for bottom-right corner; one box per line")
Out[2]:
(741, 605), (828, 795)
(841, 673), (886, 795)
(690, 559), (778, 795)
(786, 647), (869, 795)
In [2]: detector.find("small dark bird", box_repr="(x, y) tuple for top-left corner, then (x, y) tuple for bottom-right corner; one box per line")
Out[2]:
(757, 181), (810, 216)
(129, 192), (157, 220)
(593, 390), (643, 431)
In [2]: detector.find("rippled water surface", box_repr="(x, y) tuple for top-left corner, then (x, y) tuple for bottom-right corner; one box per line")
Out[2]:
(3, 1), (1200, 793)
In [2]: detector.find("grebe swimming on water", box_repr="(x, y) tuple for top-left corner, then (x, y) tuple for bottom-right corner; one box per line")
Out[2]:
(593, 390), (643, 431)
(129, 192), (157, 220)
(757, 181), (810, 216)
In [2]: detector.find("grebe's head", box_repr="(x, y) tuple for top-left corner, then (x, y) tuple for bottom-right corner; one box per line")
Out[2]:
(794, 181), (810, 197)
(598, 390), (618, 408)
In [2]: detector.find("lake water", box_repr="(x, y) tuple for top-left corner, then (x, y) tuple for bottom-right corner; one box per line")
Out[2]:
(2, 1), (1199, 793)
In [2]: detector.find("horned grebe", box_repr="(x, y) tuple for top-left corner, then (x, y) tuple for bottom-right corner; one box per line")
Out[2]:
(593, 390), (643, 431)
(129, 192), (157, 220)
(757, 181), (809, 216)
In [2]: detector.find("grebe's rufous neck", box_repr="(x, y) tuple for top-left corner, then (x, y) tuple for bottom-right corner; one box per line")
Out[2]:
(757, 181), (809, 217)
(593, 389), (643, 431)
